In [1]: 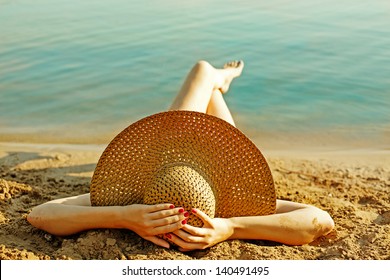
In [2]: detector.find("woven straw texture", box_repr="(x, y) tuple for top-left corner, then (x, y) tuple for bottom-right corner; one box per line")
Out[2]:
(144, 164), (215, 227)
(90, 110), (276, 218)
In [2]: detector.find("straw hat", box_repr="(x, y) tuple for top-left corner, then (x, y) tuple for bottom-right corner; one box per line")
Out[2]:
(90, 110), (276, 226)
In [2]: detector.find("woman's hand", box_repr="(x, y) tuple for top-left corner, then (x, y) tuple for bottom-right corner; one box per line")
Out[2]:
(168, 209), (234, 251)
(121, 203), (187, 249)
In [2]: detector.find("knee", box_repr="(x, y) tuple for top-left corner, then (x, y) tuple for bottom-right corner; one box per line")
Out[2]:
(192, 60), (214, 75)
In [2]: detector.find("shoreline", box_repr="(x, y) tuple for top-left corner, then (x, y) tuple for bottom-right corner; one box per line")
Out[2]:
(1, 118), (389, 151)
(1, 140), (389, 160)
(0, 128), (389, 150)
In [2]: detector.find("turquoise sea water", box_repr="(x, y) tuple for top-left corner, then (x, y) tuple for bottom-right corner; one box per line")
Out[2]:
(1, 0), (389, 148)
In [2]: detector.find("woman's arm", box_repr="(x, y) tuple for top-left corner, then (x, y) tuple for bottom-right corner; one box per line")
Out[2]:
(228, 200), (334, 244)
(168, 200), (335, 250)
(27, 193), (188, 248)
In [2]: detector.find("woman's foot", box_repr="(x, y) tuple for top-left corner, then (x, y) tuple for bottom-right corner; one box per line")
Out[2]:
(216, 60), (244, 94)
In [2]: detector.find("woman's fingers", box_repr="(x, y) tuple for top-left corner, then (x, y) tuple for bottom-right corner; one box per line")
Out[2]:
(146, 204), (183, 219)
(149, 206), (189, 235)
(180, 223), (208, 236)
(148, 214), (182, 228)
(147, 203), (176, 213)
(171, 228), (205, 243)
(143, 235), (171, 249)
(191, 208), (213, 227)
(152, 219), (187, 235)
(153, 207), (213, 237)
(167, 232), (208, 251)
(146, 206), (209, 228)
(138, 205), (216, 239)
(146, 206), (188, 228)
(146, 208), (220, 250)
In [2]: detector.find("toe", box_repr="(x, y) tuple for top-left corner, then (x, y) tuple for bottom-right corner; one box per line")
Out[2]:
(224, 60), (243, 69)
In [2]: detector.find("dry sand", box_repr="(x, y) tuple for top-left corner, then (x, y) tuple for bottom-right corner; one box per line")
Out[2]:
(0, 142), (389, 260)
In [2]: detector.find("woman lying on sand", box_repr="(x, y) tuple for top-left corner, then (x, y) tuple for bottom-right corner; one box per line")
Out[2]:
(27, 60), (334, 251)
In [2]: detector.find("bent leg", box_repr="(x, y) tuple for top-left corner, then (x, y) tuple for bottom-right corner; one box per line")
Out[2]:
(170, 61), (216, 113)
(169, 60), (244, 118)
(207, 90), (236, 126)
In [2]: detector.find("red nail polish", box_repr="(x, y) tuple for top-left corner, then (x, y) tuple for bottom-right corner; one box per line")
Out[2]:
(165, 233), (172, 239)
(181, 220), (187, 225)
(184, 211), (189, 217)
(178, 208), (184, 213)
(169, 204), (175, 209)
(191, 209), (197, 214)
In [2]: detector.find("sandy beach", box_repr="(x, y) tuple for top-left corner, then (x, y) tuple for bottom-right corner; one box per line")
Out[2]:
(0, 141), (389, 260)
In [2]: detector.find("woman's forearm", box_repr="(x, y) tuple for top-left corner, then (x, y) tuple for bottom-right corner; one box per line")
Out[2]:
(27, 203), (125, 236)
(27, 197), (187, 250)
(228, 207), (334, 245)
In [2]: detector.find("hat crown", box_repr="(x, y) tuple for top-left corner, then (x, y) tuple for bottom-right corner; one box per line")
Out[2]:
(144, 164), (216, 227)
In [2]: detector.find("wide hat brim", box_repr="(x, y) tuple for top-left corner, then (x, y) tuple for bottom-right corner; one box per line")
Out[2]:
(90, 110), (276, 217)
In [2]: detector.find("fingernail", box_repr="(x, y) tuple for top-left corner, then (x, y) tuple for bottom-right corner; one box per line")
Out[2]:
(181, 219), (187, 225)
(165, 233), (172, 239)
(178, 208), (184, 213)
(184, 211), (189, 217)
(191, 209), (197, 214)
(169, 204), (175, 209)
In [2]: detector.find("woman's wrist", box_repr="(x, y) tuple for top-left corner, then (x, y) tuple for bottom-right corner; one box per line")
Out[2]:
(225, 216), (251, 240)
(215, 217), (235, 241)
(116, 205), (137, 230)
